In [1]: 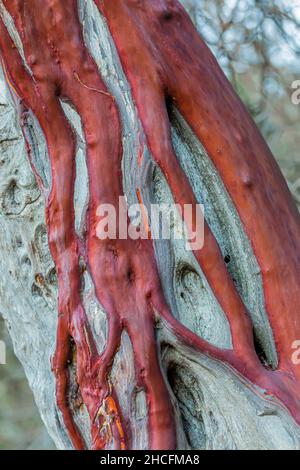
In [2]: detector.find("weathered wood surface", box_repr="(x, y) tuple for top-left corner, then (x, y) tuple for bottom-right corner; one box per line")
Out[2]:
(0, 0), (300, 449)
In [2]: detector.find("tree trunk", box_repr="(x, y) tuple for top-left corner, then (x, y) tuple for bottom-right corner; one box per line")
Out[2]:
(0, 0), (300, 450)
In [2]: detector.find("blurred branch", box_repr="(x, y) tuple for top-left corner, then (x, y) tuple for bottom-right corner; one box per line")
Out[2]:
(182, 0), (300, 207)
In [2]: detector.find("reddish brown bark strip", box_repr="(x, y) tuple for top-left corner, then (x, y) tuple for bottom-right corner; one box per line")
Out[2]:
(96, 0), (300, 416)
(0, 0), (300, 450)
(0, 0), (176, 450)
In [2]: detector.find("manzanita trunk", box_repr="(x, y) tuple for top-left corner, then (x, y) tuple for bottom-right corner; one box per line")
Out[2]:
(0, 0), (300, 450)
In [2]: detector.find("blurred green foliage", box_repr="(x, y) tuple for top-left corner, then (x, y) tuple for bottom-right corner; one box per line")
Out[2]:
(0, 318), (55, 449)
(185, 0), (300, 202)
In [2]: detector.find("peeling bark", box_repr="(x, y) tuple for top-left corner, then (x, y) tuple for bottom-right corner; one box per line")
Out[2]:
(0, 0), (300, 450)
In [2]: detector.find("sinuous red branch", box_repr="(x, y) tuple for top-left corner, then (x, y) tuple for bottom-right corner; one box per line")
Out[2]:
(1, 0), (300, 450)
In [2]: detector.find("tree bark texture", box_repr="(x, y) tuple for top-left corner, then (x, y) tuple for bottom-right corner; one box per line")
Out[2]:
(0, 0), (300, 450)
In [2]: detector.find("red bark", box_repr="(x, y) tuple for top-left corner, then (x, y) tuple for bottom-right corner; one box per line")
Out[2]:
(0, 0), (300, 450)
